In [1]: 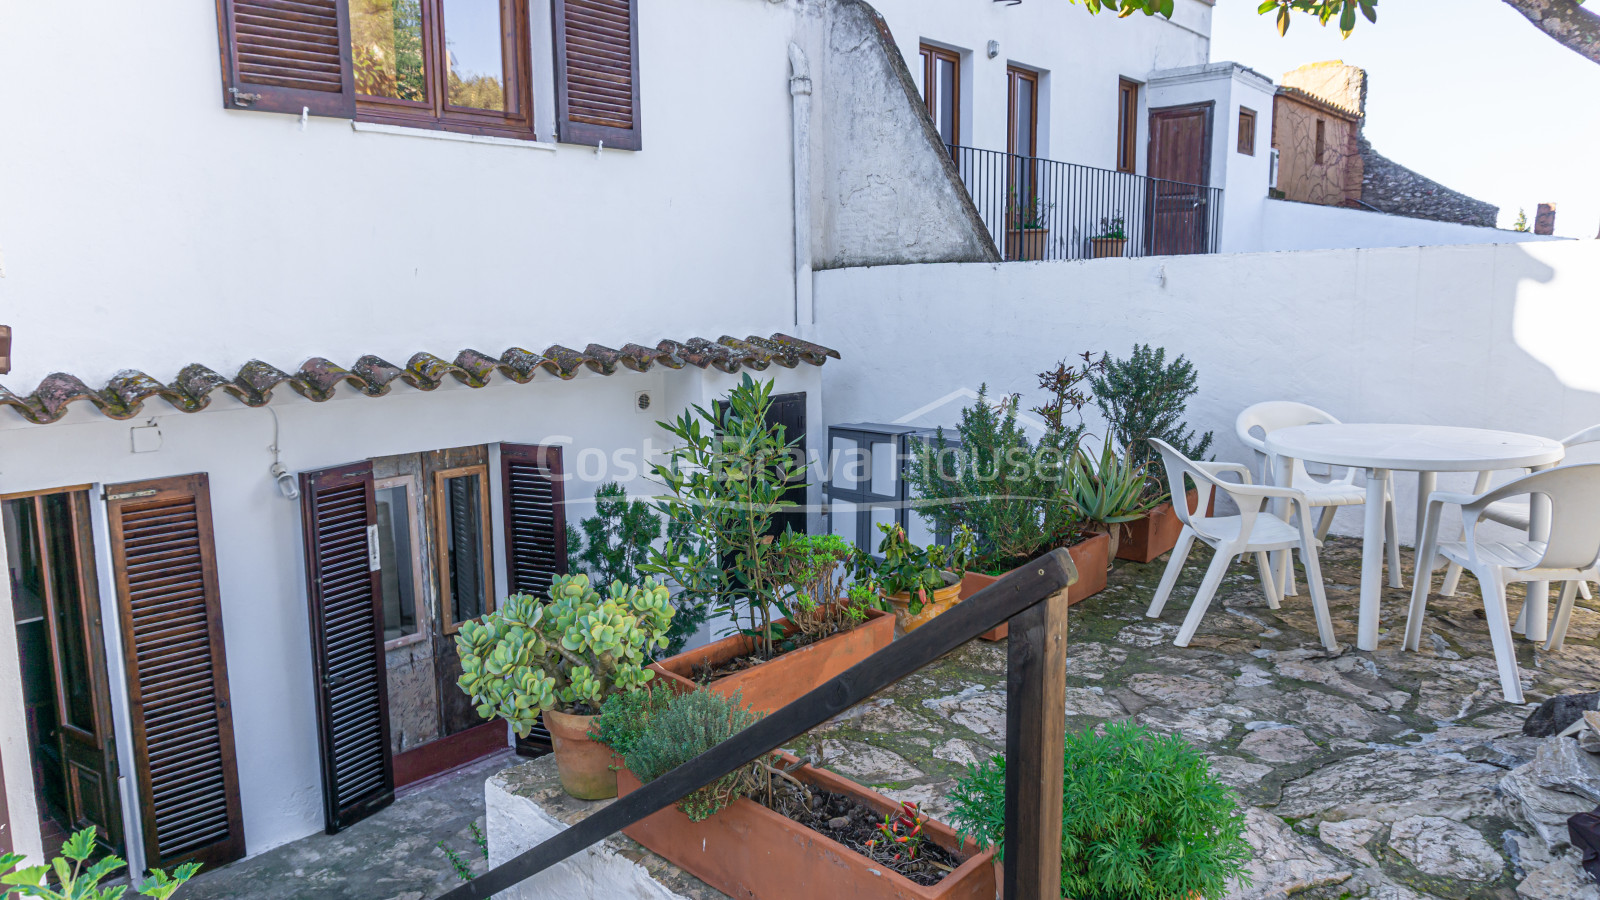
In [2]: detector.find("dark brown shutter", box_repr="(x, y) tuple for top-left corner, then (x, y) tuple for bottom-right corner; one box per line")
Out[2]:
(299, 462), (393, 834)
(105, 474), (245, 870)
(216, 0), (356, 116)
(500, 445), (567, 759)
(553, 0), (641, 150)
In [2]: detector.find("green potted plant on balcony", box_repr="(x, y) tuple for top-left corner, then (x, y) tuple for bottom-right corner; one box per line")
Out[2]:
(454, 573), (675, 800)
(1088, 214), (1129, 259)
(948, 721), (1251, 900)
(1005, 190), (1054, 261)
(861, 522), (975, 633)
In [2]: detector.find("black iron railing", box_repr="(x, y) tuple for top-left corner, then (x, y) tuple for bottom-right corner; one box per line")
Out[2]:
(947, 144), (1225, 261)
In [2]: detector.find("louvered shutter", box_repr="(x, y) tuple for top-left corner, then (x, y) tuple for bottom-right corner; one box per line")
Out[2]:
(216, 0), (356, 116)
(552, 0), (642, 150)
(105, 474), (245, 870)
(299, 462), (394, 833)
(500, 445), (568, 596)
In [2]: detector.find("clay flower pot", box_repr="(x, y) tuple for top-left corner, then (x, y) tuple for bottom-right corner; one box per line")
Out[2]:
(650, 607), (893, 716)
(1089, 236), (1128, 259)
(1005, 227), (1050, 261)
(543, 708), (617, 800)
(1117, 489), (1211, 563)
(618, 754), (996, 900)
(885, 573), (964, 634)
(962, 532), (1111, 641)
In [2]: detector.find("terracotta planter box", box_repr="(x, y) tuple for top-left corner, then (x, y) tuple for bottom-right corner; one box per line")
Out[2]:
(649, 609), (893, 715)
(1089, 236), (1127, 259)
(618, 757), (995, 900)
(1005, 227), (1050, 261)
(1117, 489), (1211, 563)
(961, 532), (1111, 641)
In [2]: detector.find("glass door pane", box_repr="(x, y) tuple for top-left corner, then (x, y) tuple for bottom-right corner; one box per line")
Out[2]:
(441, 0), (509, 111)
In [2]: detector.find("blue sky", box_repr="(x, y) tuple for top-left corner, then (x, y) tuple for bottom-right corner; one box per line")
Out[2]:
(1209, 0), (1599, 238)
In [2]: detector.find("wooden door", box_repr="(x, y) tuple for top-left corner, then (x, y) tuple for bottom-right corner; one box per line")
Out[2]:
(425, 447), (495, 739)
(105, 475), (244, 870)
(3, 490), (123, 854)
(299, 462), (394, 834)
(1147, 102), (1213, 256)
(769, 393), (809, 538)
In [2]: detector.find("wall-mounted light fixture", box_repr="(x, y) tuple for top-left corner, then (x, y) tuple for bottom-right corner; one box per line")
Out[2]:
(268, 407), (299, 500)
(987, 40), (1000, 59)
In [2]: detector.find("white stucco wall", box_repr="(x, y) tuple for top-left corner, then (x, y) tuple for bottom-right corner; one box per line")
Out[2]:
(814, 239), (1600, 543)
(1256, 198), (1568, 252)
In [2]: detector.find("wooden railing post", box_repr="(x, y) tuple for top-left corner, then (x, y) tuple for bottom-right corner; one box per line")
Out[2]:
(1003, 577), (1070, 900)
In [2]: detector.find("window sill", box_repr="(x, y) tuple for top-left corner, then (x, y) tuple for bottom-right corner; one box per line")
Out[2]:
(351, 120), (557, 151)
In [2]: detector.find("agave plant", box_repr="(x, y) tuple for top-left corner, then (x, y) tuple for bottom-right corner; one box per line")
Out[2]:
(455, 573), (675, 733)
(1068, 439), (1161, 561)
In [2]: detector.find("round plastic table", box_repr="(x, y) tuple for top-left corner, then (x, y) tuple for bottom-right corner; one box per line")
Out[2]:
(1264, 424), (1565, 651)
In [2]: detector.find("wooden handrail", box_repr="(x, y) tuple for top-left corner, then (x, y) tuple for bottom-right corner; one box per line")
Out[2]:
(439, 547), (1078, 900)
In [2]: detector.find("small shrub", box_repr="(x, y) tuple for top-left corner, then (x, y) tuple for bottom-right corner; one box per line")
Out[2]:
(948, 721), (1251, 900)
(566, 482), (663, 589)
(1, 827), (198, 898)
(590, 686), (671, 759)
(626, 688), (764, 822)
(1090, 344), (1213, 493)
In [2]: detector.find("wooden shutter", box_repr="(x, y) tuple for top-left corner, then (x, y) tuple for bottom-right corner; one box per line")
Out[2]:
(105, 474), (245, 870)
(500, 445), (568, 596)
(216, 0), (356, 116)
(553, 0), (641, 150)
(299, 462), (393, 834)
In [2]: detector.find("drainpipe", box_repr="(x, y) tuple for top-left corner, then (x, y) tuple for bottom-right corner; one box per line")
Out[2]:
(788, 42), (814, 328)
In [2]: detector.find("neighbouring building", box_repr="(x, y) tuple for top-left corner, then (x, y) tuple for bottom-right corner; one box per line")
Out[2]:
(0, 0), (1564, 879)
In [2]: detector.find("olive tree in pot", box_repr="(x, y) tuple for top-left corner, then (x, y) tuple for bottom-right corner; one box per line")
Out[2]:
(454, 573), (675, 800)
(949, 721), (1251, 900)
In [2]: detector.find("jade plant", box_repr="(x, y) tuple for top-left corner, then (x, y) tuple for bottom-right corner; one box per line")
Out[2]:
(455, 573), (675, 730)
(861, 523), (975, 615)
(948, 721), (1251, 900)
(1, 827), (198, 899)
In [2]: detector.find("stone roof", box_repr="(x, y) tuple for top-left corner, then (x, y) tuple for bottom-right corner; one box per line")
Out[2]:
(1275, 85), (1362, 121)
(0, 334), (840, 425)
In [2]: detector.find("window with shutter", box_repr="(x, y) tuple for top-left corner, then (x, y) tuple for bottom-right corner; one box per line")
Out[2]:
(298, 462), (394, 834)
(553, 0), (641, 150)
(216, 0), (356, 116)
(499, 444), (567, 597)
(104, 474), (245, 870)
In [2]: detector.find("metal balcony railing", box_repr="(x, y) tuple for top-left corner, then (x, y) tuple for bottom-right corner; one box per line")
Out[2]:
(947, 144), (1225, 261)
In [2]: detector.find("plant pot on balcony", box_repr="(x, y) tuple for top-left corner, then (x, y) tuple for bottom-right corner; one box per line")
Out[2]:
(884, 573), (964, 634)
(1117, 489), (1213, 563)
(1005, 227), (1050, 261)
(543, 708), (618, 801)
(1089, 236), (1128, 259)
(649, 607), (893, 716)
(618, 756), (996, 900)
(961, 531), (1110, 641)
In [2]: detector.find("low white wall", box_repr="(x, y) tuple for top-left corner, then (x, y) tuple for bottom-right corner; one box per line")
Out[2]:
(815, 239), (1600, 543)
(1257, 198), (1565, 252)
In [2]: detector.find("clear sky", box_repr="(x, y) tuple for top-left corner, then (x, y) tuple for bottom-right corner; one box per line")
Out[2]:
(1209, 0), (1599, 238)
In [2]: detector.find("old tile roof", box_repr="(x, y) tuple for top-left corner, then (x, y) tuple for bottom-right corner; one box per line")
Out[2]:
(1275, 85), (1362, 121)
(0, 333), (840, 425)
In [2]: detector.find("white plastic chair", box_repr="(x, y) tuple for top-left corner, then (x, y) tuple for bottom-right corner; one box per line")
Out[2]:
(1404, 464), (1600, 703)
(1145, 439), (1339, 652)
(1441, 424), (1600, 605)
(1235, 401), (1400, 595)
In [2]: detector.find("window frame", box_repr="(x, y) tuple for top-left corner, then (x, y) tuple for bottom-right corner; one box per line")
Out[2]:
(1116, 78), (1140, 174)
(1314, 118), (1327, 165)
(1007, 65), (1040, 159)
(919, 43), (962, 149)
(432, 464), (496, 635)
(375, 474), (429, 651)
(1237, 107), (1257, 156)
(352, 0), (536, 141)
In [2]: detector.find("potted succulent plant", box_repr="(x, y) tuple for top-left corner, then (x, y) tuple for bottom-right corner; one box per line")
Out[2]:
(454, 573), (675, 800)
(1005, 191), (1054, 261)
(864, 522), (974, 634)
(1088, 214), (1129, 259)
(1068, 438), (1162, 562)
(1090, 345), (1215, 562)
(605, 688), (998, 900)
(949, 721), (1251, 900)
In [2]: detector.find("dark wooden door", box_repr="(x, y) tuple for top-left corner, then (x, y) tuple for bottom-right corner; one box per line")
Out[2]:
(105, 475), (244, 871)
(299, 462), (394, 834)
(769, 393), (809, 537)
(1147, 103), (1213, 256)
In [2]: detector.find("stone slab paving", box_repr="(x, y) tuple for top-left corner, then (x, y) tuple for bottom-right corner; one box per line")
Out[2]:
(802, 537), (1600, 900)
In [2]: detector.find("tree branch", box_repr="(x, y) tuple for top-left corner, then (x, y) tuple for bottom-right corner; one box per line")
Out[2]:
(1502, 0), (1600, 65)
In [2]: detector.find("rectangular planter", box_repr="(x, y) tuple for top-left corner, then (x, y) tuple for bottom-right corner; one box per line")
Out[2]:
(1005, 227), (1049, 261)
(618, 758), (995, 900)
(1117, 489), (1210, 564)
(649, 609), (893, 715)
(962, 531), (1111, 641)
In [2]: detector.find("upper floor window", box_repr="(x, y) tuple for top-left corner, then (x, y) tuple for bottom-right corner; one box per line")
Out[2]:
(1237, 107), (1257, 156)
(1116, 78), (1139, 173)
(352, 0), (534, 139)
(1007, 66), (1039, 159)
(920, 44), (962, 149)
(1315, 118), (1327, 164)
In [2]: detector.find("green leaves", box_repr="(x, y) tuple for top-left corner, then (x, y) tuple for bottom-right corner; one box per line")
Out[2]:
(1252, 0), (1376, 38)
(625, 688), (764, 822)
(1, 827), (199, 899)
(1091, 344), (1212, 497)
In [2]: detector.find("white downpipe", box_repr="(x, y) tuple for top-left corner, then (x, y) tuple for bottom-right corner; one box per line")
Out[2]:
(788, 41), (814, 328)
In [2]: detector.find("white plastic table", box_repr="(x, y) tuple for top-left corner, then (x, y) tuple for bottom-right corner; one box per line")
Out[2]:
(1264, 424), (1565, 651)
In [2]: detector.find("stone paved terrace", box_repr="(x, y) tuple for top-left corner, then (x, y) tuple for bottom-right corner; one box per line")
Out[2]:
(180, 537), (1600, 899)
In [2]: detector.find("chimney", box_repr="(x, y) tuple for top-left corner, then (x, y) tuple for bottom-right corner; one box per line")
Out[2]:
(1534, 203), (1557, 236)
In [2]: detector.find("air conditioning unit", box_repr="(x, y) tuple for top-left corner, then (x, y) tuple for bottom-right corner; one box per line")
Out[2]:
(1268, 148), (1280, 189)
